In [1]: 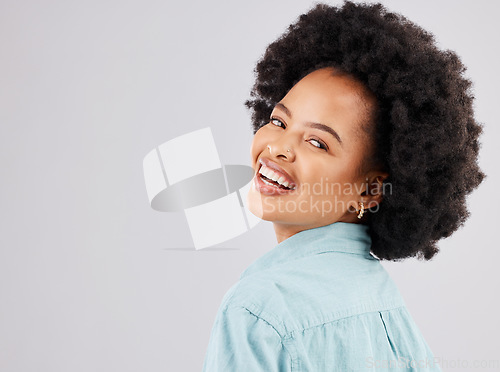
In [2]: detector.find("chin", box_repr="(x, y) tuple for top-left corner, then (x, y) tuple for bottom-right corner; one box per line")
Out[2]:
(246, 187), (264, 219)
(246, 189), (284, 222)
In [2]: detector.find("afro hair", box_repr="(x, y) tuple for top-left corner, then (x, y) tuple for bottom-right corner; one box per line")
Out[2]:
(245, 1), (485, 261)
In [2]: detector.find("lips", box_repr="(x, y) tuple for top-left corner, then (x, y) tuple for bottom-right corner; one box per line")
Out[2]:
(252, 158), (298, 196)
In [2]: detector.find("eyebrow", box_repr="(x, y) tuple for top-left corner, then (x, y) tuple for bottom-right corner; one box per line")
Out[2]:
(274, 102), (343, 145)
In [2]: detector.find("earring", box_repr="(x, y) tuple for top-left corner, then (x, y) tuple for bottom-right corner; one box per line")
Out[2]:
(287, 149), (290, 152)
(357, 202), (365, 219)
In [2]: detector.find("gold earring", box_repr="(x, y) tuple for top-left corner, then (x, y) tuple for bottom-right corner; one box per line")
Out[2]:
(357, 202), (365, 219)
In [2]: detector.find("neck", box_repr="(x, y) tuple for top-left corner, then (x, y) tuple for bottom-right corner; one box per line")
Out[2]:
(272, 223), (305, 244)
(272, 219), (364, 244)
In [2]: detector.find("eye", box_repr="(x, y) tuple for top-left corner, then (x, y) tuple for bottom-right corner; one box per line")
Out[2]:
(269, 117), (328, 151)
(308, 138), (328, 151)
(269, 117), (285, 128)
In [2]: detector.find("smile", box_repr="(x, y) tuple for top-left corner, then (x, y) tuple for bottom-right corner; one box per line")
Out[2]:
(259, 164), (296, 189)
(253, 158), (298, 196)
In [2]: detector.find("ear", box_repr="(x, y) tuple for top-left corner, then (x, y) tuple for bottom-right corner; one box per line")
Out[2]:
(360, 171), (390, 210)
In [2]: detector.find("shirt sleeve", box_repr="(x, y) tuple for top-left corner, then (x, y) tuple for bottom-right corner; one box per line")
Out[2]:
(202, 305), (292, 372)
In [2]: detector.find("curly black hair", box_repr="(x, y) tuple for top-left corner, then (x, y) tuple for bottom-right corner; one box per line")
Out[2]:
(245, 1), (485, 261)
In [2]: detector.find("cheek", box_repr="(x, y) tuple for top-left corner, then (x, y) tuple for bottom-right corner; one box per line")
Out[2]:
(304, 159), (359, 192)
(250, 129), (268, 165)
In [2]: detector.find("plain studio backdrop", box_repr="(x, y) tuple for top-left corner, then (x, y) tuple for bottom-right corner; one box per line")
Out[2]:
(0, 0), (498, 371)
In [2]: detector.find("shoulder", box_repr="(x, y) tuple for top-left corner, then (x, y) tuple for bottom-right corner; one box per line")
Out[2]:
(215, 276), (289, 337)
(223, 253), (406, 337)
(203, 295), (294, 371)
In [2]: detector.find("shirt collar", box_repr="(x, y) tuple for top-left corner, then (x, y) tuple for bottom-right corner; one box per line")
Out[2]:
(240, 222), (377, 279)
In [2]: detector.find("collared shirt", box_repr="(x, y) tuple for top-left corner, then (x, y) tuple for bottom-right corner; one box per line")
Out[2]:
(202, 222), (441, 371)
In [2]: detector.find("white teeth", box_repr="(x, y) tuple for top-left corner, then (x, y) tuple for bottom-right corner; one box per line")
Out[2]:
(267, 169), (278, 180)
(258, 164), (296, 189)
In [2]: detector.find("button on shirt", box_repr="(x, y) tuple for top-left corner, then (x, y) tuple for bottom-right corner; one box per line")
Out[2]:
(202, 222), (441, 371)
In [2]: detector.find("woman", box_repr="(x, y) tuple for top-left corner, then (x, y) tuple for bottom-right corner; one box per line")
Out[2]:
(202, 2), (484, 371)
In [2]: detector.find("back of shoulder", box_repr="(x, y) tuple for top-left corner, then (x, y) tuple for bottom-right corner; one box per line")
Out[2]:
(226, 253), (405, 336)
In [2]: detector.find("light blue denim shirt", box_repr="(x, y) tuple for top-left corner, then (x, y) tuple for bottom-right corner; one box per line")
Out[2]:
(202, 222), (441, 371)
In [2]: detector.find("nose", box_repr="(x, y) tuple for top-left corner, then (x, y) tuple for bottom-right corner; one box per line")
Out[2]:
(267, 142), (295, 161)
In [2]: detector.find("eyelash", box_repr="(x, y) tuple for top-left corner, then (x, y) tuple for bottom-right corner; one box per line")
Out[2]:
(269, 117), (329, 151)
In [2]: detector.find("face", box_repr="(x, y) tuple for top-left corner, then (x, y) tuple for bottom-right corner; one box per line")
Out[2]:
(247, 67), (382, 240)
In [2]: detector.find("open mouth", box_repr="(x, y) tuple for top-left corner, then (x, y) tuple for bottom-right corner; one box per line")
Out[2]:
(259, 173), (294, 190)
(257, 162), (297, 191)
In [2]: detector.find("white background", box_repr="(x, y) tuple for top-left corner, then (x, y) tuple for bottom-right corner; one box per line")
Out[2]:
(0, 0), (498, 370)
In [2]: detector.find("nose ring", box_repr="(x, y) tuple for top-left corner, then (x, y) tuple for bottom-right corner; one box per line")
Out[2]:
(267, 145), (292, 153)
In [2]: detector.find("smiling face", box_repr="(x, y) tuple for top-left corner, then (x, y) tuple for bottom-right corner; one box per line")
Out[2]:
(247, 67), (386, 242)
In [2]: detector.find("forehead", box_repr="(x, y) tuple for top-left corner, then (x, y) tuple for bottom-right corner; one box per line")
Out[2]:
(277, 68), (375, 143)
(287, 69), (369, 114)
